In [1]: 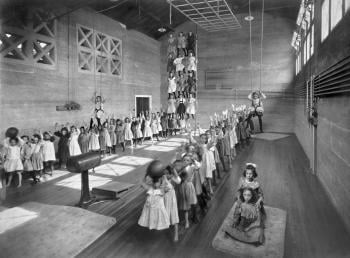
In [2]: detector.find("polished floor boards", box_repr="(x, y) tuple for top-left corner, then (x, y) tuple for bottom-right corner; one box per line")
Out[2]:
(3, 134), (350, 258)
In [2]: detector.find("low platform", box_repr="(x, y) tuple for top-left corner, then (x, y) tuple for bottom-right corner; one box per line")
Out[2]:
(0, 202), (116, 258)
(212, 205), (287, 258)
(92, 181), (135, 199)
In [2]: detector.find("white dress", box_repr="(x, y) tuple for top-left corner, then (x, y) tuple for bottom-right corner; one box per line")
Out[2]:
(89, 132), (100, 151)
(200, 144), (216, 179)
(138, 188), (170, 230)
(4, 146), (23, 172)
(163, 176), (181, 225)
(69, 131), (82, 156)
(187, 56), (197, 71)
(42, 140), (56, 162)
(143, 120), (153, 138)
(157, 117), (162, 132)
(168, 77), (177, 93)
(173, 57), (184, 72)
(124, 122), (134, 141)
(186, 98), (196, 115)
(167, 99), (176, 114)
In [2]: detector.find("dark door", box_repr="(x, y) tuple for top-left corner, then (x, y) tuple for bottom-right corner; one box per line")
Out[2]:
(136, 97), (150, 117)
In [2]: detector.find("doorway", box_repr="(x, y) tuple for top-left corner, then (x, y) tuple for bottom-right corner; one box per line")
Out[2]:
(135, 95), (151, 117)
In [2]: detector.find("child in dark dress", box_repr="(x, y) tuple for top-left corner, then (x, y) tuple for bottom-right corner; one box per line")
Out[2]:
(54, 126), (70, 169)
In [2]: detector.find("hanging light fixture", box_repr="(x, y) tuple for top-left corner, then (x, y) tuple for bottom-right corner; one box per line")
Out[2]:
(244, 15), (254, 21)
(158, 27), (166, 33)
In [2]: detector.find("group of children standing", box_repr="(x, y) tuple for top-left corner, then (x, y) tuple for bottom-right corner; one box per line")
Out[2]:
(166, 32), (198, 134)
(137, 105), (253, 242)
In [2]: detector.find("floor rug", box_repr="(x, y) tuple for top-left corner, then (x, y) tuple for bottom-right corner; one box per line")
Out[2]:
(0, 202), (116, 258)
(212, 205), (287, 258)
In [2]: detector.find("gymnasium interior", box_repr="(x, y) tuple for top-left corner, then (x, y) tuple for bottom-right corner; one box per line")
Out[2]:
(0, 0), (350, 257)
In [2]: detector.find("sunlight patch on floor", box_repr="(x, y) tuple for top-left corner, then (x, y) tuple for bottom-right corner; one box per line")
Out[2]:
(112, 156), (153, 166)
(94, 163), (136, 176)
(55, 174), (112, 190)
(0, 207), (38, 234)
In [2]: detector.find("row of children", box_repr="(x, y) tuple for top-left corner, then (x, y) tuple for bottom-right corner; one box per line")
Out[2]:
(137, 106), (254, 241)
(167, 70), (197, 99)
(167, 93), (196, 120)
(167, 32), (196, 58)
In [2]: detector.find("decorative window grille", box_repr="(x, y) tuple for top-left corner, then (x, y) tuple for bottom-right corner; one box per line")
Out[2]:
(77, 24), (122, 76)
(0, 8), (57, 67)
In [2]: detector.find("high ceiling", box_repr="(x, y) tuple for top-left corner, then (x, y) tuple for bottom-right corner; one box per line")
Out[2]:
(0, 0), (301, 39)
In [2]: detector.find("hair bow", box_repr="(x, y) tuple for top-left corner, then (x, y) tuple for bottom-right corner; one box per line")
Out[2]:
(246, 163), (257, 168)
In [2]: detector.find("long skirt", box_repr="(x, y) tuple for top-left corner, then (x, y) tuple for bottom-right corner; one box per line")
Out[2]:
(178, 182), (197, 211)
(31, 153), (43, 171)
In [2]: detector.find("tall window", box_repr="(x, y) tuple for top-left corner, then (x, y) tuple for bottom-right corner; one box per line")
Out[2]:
(331, 0), (343, 29)
(322, 0), (348, 42)
(322, 0), (330, 41)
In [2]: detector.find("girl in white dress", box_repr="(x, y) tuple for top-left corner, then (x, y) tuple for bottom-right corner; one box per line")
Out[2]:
(167, 94), (176, 117)
(186, 94), (196, 119)
(173, 54), (184, 77)
(42, 131), (56, 176)
(187, 52), (197, 76)
(69, 126), (81, 156)
(143, 116), (153, 142)
(124, 117), (134, 147)
(31, 134), (44, 180)
(162, 165), (181, 241)
(168, 72), (177, 99)
(4, 137), (24, 187)
(138, 176), (170, 230)
(151, 113), (160, 141)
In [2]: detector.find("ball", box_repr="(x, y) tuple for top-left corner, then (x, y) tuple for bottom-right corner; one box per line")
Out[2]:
(146, 160), (165, 179)
(5, 127), (19, 138)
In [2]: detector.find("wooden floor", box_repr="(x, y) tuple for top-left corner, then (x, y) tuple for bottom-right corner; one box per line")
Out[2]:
(3, 134), (350, 258)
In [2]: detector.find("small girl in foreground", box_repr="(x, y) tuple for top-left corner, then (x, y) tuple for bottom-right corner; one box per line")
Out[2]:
(225, 187), (265, 245)
(236, 163), (264, 212)
(4, 137), (24, 187)
(162, 165), (181, 242)
(138, 175), (170, 230)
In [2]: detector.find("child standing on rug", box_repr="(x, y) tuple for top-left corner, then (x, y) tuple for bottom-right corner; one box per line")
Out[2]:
(3, 136), (24, 187)
(138, 176), (170, 230)
(162, 165), (181, 242)
(42, 131), (56, 176)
